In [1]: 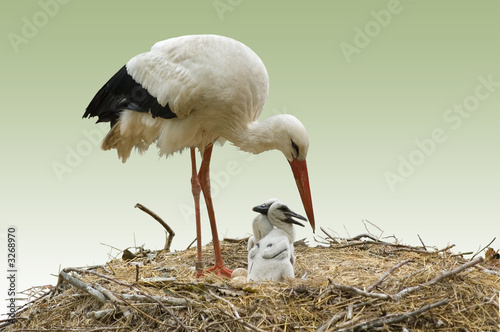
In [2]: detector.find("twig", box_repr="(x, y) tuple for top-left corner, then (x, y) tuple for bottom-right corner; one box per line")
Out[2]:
(366, 259), (413, 292)
(392, 256), (484, 300)
(330, 257), (484, 302)
(121, 294), (188, 306)
(186, 237), (197, 250)
(54, 267), (189, 330)
(471, 237), (496, 259)
(58, 271), (106, 303)
(135, 203), (175, 252)
(362, 219), (383, 238)
(417, 234), (427, 251)
(320, 227), (340, 244)
(475, 264), (500, 277)
(345, 233), (380, 242)
(330, 283), (390, 300)
(333, 299), (449, 331)
(317, 299), (379, 332)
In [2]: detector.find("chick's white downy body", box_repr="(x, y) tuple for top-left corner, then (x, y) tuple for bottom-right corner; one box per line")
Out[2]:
(247, 199), (307, 282)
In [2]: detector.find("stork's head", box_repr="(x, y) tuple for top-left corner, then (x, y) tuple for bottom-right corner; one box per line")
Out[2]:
(272, 115), (315, 231)
(252, 198), (279, 215)
(271, 201), (307, 228)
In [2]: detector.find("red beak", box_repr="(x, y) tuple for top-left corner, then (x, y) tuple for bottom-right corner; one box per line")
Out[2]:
(289, 158), (315, 232)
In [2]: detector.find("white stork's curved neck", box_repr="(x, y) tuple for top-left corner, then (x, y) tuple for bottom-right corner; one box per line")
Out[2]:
(231, 114), (309, 161)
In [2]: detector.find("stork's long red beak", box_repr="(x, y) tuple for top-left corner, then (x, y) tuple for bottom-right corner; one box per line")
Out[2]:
(289, 158), (315, 232)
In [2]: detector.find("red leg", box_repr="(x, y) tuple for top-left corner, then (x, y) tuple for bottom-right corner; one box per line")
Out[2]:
(190, 148), (204, 278)
(197, 145), (232, 278)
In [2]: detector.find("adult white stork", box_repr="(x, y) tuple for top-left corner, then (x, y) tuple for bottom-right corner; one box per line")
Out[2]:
(83, 34), (315, 278)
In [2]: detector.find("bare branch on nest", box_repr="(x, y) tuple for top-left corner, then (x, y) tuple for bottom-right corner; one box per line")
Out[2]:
(417, 234), (427, 251)
(58, 271), (107, 303)
(333, 299), (449, 332)
(135, 203), (175, 252)
(329, 257), (484, 302)
(320, 227), (340, 244)
(392, 256), (484, 300)
(317, 299), (379, 332)
(472, 237), (496, 259)
(330, 282), (390, 300)
(55, 267), (189, 330)
(186, 237), (197, 250)
(476, 264), (500, 277)
(366, 259), (413, 292)
(121, 294), (188, 307)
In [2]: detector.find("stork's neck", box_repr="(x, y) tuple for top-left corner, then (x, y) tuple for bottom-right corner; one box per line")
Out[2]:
(270, 220), (296, 244)
(231, 115), (284, 155)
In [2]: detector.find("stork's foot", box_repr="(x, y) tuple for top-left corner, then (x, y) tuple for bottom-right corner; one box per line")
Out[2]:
(194, 261), (232, 278)
(197, 263), (232, 278)
(206, 264), (233, 278)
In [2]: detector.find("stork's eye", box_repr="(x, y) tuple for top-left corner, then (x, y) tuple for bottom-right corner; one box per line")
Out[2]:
(291, 140), (300, 158)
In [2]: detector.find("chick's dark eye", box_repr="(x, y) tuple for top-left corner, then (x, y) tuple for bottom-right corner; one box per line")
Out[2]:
(291, 140), (299, 156)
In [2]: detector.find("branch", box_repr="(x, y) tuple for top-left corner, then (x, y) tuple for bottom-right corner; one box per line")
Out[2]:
(135, 203), (175, 252)
(471, 237), (496, 259)
(366, 259), (413, 292)
(55, 267), (189, 330)
(330, 283), (390, 300)
(58, 271), (106, 303)
(393, 256), (484, 300)
(329, 257), (484, 303)
(334, 299), (449, 332)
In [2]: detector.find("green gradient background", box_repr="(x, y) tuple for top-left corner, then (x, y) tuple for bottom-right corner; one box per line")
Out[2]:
(1, 1), (499, 304)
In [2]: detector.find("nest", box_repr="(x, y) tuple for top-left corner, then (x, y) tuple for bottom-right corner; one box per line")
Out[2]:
(1, 230), (499, 331)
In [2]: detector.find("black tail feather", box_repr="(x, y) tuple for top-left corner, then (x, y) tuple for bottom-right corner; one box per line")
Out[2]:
(83, 65), (177, 127)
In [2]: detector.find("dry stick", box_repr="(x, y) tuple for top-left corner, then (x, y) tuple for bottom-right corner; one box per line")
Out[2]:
(471, 237), (496, 259)
(316, 299), (379, 332)
(135, 203), (175, 252)
(55, 267), (189, 331)
(392, 256), (484, 300)
(208, 290), (266, 332)
(476, 264), (500, 276)
(58, 271), (107, 303)
(121, 294), (188, 307)
(365, 259), (413, 292)
(392, 244), (455, 254)
(334, 299), (449, 332)
(417, 234), (427, 251)
(186, 237), (197, 250)
(329, 256), (484, 302)
(320, 227), (340, 244)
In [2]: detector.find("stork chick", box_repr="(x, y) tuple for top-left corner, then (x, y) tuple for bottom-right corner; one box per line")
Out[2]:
(247, 201), (307, 282)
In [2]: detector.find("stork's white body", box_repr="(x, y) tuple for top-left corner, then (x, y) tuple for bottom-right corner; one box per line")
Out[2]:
(102, 35), (270, 161)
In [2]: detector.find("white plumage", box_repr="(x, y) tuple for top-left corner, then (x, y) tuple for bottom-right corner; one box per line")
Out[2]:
(248, 233), (294, 282)
(84, 34), (315, 277)
(247, 200), (307, 282)
(247, 198), (279, 251)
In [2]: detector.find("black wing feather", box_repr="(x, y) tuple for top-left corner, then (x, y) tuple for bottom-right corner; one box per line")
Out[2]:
(83, 65), (177, 127)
